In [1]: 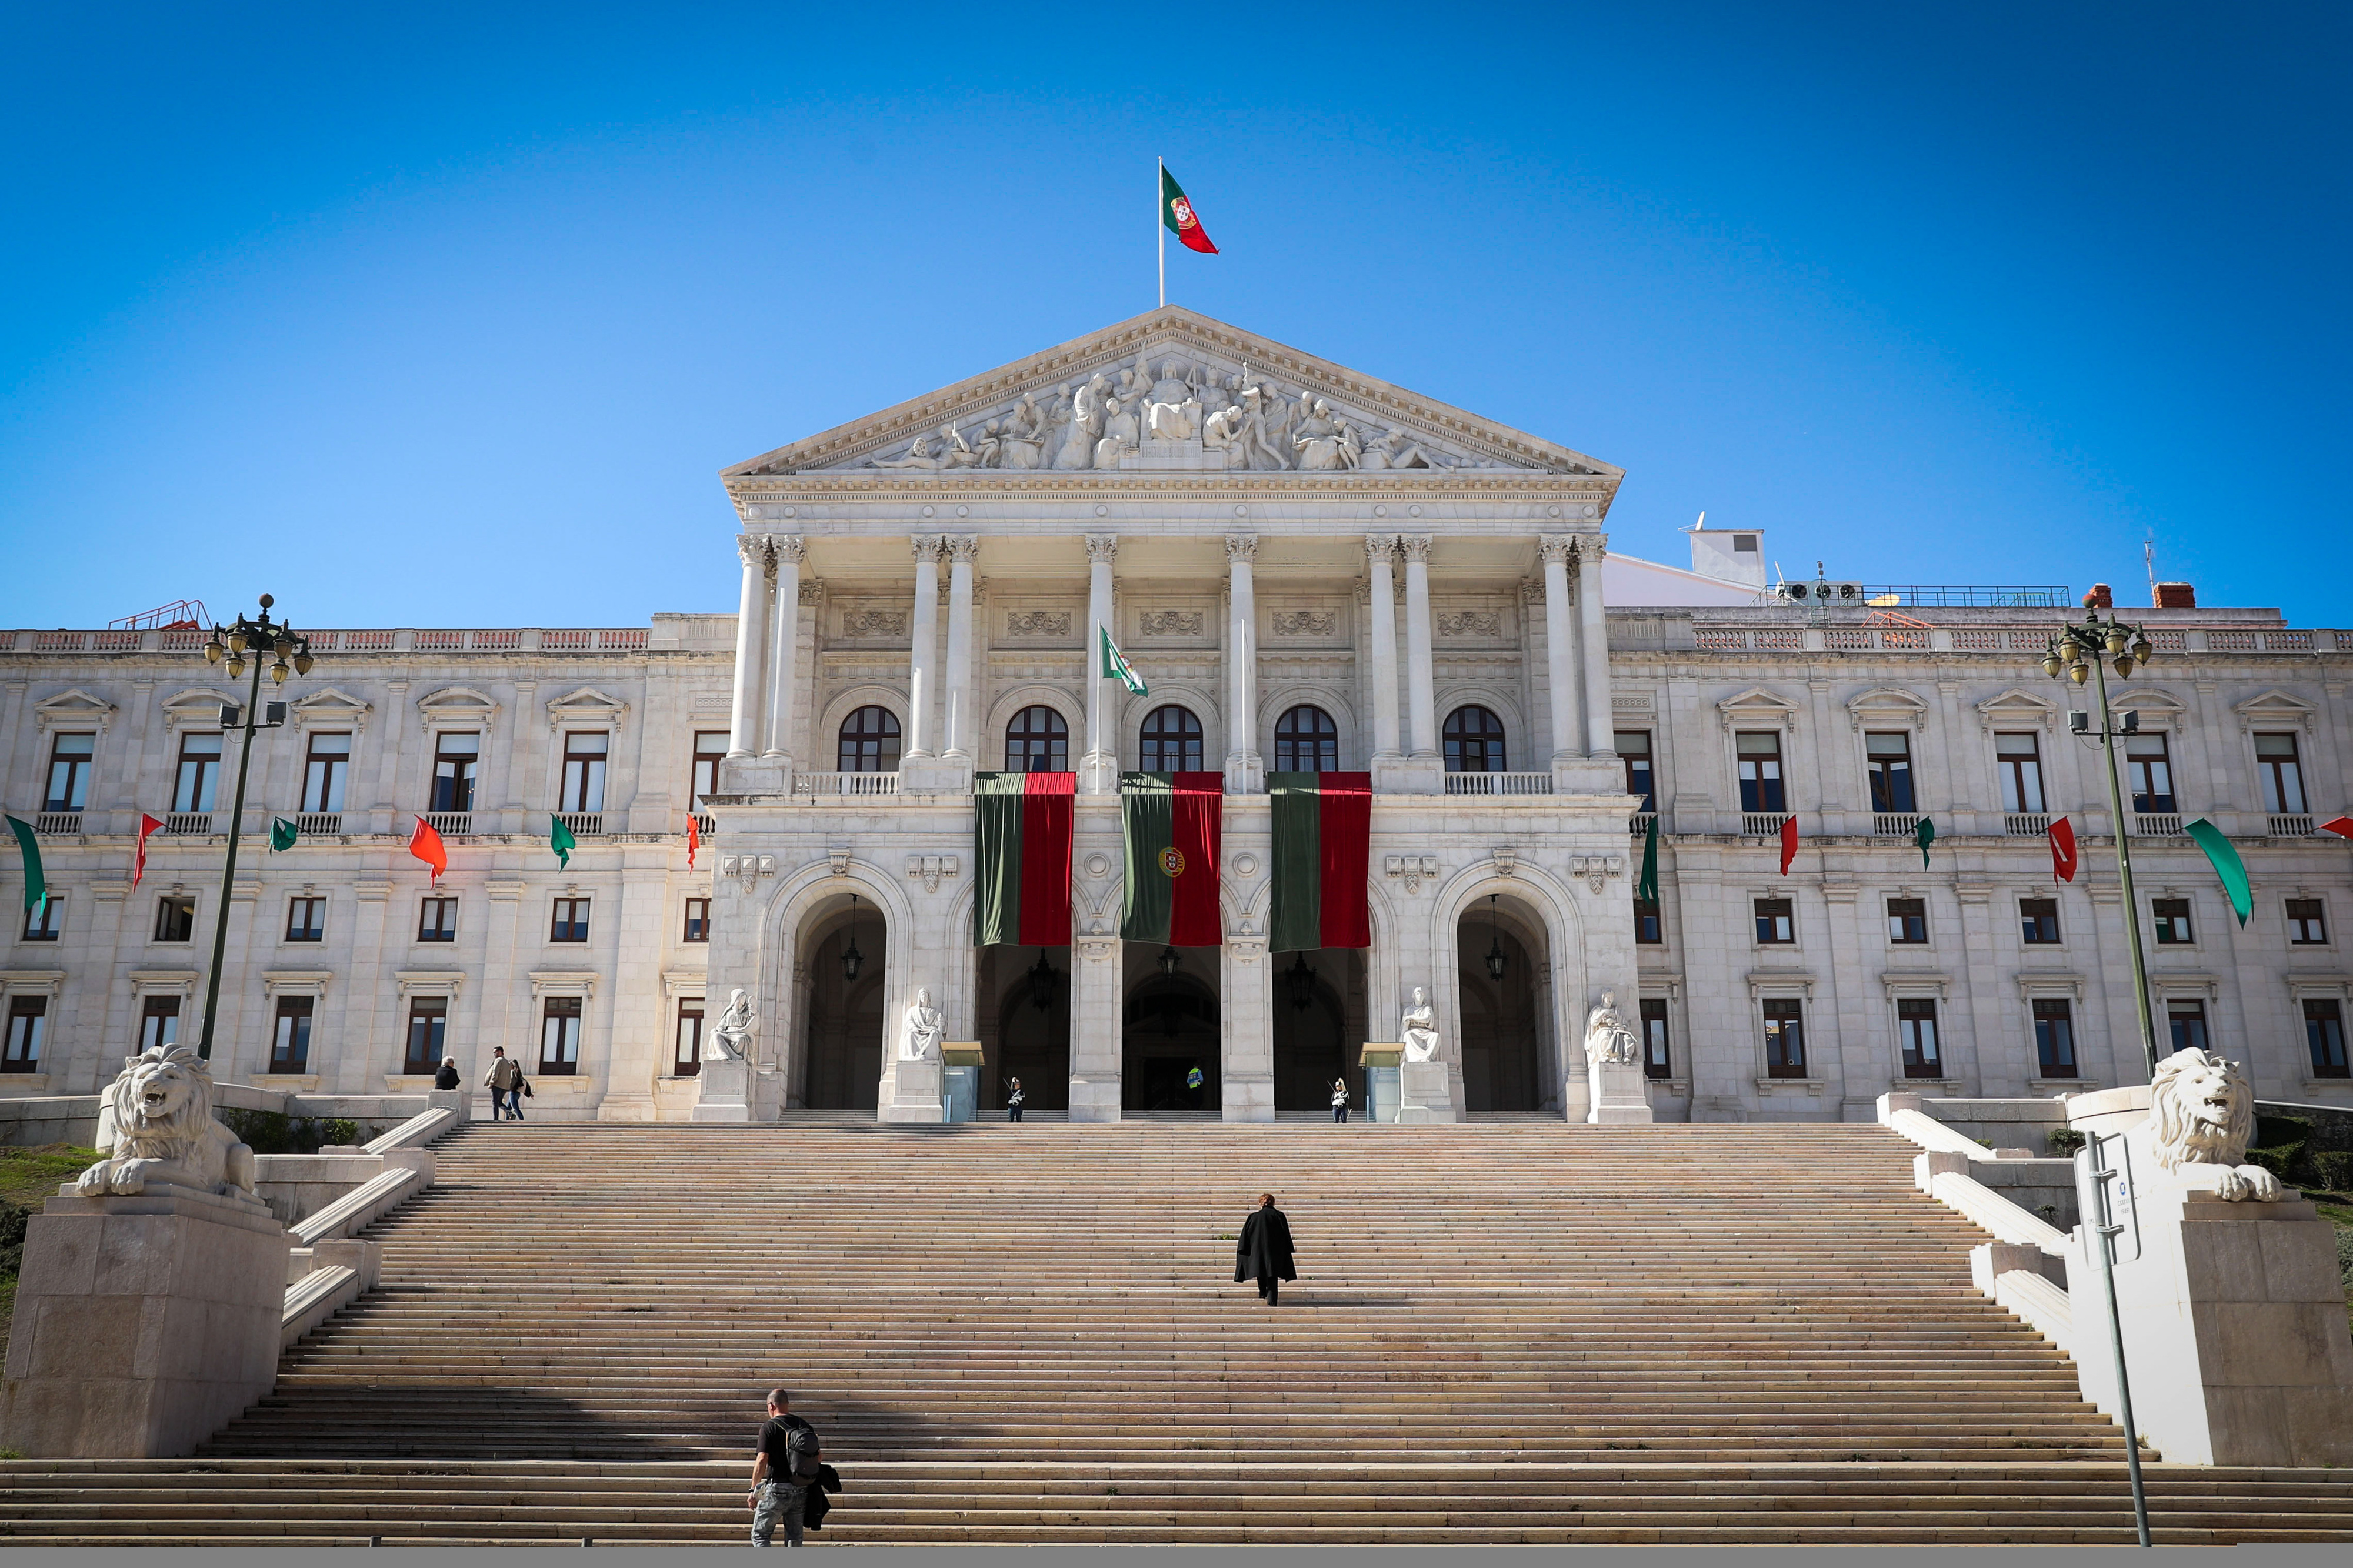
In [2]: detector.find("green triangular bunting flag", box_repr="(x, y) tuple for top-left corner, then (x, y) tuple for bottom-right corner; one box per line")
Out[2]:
(1098, 623), (1147, 696)
(550, 814), (576, 870)
(269, 817), (298, 852)
(2184, 818), (2251, 926)
(5, 815), (45, 916)
(1914, 817), (1936, 869)
(1636, 814), (1660, 904)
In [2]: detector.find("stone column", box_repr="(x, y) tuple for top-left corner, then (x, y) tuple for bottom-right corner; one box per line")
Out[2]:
(1081, 534), (1118, 793)
(761, 536), (805, 766)
(1224, 534), (1262, 793)
(904, 536), (943, 760)
(1577, 534), (1617, 759)
(941, 536), (979, 763)
(1539, 535), (1578, 769)
(1400, 535), (1438, 759)
(726, 535), (771, 760)
(1364, 536), (1402, 763)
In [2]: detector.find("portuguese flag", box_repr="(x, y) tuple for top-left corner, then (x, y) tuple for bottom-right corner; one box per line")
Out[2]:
(1120, 772), (1224, 946)
(974, 770), (1075, 946)
(1269, 772), (1371, 951)
(1162, 165), (1218, 255)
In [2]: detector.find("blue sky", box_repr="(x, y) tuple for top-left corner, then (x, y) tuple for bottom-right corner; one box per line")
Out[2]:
(2, 3), (2345, 629)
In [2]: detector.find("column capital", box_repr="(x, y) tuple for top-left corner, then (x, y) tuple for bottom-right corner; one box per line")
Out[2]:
(1364, 533), (1399, 563)
(736, 533), (771, 571)
(771, 535), (807, 565)
(1537, 534), (1578, 566)
(945, 535), (982, 565)
(1397, 534), (1432, 563)
(1084, 533), (1119, 565)
(1575, 532), (1611, 563)
(910, 534), (945, 562)
(1225, 533), (1259, 565)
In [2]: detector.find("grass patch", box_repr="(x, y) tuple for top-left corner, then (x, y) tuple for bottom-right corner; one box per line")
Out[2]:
(0, 1144), (102, 1366)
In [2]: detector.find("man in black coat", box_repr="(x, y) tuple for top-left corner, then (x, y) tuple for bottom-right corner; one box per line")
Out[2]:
(1234, 1192), (1296, 1306)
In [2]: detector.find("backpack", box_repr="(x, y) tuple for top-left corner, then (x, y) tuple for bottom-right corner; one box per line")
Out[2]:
(783, 1422), (821, 1483)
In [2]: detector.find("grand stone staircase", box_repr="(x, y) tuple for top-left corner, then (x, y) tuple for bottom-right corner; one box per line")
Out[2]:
(4, 1119), (2350, 1544)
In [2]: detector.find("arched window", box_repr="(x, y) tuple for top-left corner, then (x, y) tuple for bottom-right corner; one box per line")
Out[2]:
(836, 706), (901, 772)
(1273, 705), (1339, 773)
(1139, 704), (1203, 772)
(1444, 705), (1508, 772)
(1006, 705), (1069, 772)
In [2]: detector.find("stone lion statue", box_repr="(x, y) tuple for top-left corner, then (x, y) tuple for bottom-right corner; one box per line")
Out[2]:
(76, 1045), (258, 1199)
(2124, 1046), (2282, 1202)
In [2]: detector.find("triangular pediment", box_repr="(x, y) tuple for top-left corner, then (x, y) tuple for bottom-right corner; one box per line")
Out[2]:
(1974, 688), (2059, 732)
(723, 306), (1617, 482)
(291, 688), (374, 731)
(2233, 688), (2316, 731)
(33, 688), (117, 729)
(416, 686), (501, 733)
(1845, 686), (1931, 729)
(1716, 688), (1802, 729)
(545, 686), (629, 732)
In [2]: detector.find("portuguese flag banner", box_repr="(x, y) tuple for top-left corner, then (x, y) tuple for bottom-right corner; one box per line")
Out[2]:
(1268, 772), (1371, 952)
(1161, 165), (1218, 255)
(974, 770), (1075, 946)
(1120, 772), (1224, 946)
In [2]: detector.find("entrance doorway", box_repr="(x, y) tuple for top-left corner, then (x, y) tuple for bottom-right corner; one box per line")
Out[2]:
(980, 945), (1069, 1112)
(799, 896), (885, 1110)
(1270, 948), (1367, 1112)
(1457, 895), (1547, 1112)
(1122, 946), (1219, 1112)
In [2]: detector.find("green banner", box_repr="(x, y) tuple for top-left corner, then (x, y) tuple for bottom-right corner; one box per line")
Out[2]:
(2184, 818), (2251, 926)
(1636, 814), (1659, 904)
(270, 817), (298, 851)
(5, 815), (44, 915)
(550, 813), (577, 870)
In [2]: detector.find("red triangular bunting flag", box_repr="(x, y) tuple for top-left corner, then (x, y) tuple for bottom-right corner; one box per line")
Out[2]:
(2321, 816), (2353, 841)
(686, 812), (701, 870)
(131, 812), (162, 892)
(409, 815), (448, 885)
(1778, 815), (1799, 876)
(2048, 816), (2079, 883)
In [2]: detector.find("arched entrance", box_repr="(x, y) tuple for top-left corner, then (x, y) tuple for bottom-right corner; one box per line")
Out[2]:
(979, 945), (1070, 1112)
(1123, 946), (1219, 1112)
(798, 894), (887, 1110)
(1270, 948), (1367, 1113)
(1456, 895), (1548, 1112)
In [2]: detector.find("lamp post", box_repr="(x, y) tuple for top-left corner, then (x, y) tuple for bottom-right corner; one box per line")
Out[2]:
(2044, 610), (2162, 1081)
(194, 595), (315, 1063)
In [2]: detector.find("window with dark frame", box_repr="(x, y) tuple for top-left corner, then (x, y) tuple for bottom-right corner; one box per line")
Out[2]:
(431, 732), (480, 813)
(1763, 999), (1806, 1077)
(540, 996), (582, 1073)
(682, 898), (710, 943)
(1754, 897), (1794, 945)
(1736, 732), (1784, 812)
(1617, 732), (1655, 812)
(269, 996), (314, 1074)
(1897, 997), (1942, 1078)
(2, 996), (44, 1073)
(674, 1000), (705, 1077)
(1995, 732), (2045, 814)
(21, 894), (62, 942)
(419, 896), (458, 942)
(2033, 999), (2078, 1077)
(2020, 898), (2062, 945)
(559, 732), (609, 813)
(2287, 898), (2328, 945)
(1865, 732), (1916, 813)
(1634, 896), (1662, 945)
(301, 732), (351, 813)
(285, 896), (326, 942)
(1639, 997), (1671, 1079)
(1887, 898), (1928, 945)
(2255, 733), (2307, 815)
(1005, 705), (1069, 772)
(1139, 705), (1204, 772)
(173, 732), (222, 813)
(403, 997), (449, 1076)
(837, 706), (902, 772)
(551, 898), (591, 943)
(2306, 999), (2349, 1077)
(154, 895), (196, 942)
(44, 733), (94, 812)
(1272, 705), (1339, 773)
(691, 731), (729, 802)
(1442, 706), (1508, 773)
(2167, 999), (2210, 1056)
(138, 994), (180, 1053)
(2126, 734), (2175, 813)
(2153, 898), (2194, 945)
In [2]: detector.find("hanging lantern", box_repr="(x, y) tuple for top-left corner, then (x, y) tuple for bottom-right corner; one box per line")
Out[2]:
(841, 894), (864, 982)
(1284, 952), (1317, 1012)
(1484, 893), (1507, 982)
(1157, 945), (1181, 977)
(1028, 948), (1057, 1012)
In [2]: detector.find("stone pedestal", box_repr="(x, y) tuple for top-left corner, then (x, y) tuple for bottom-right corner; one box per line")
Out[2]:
(2069, 1185), (2353, 1465)
(881, 1059), (946, 1124)
(1398, 1060), (1459, 1124)
(1587, 1057), (1655, 1124)
(426, 1087), (471, 1122)
(691, 1057), (754, 1123)
(1, 1184), (287, 1459)
(1371, 755), (1444, 795)
(898, 757), (969, 796)
(716, 755), (792, 796)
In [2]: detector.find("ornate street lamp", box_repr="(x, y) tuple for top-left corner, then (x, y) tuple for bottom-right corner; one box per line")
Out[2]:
(1156, 945), (1181, 978)
(1283, 952), (1317, 1012)
(1484, 894), (1508, 982)
(2047, 609), (2164, 1079)
(841, 895), (864, 982)
(1028, 949), (1058, 1012)
(192, 596), (315, 1063)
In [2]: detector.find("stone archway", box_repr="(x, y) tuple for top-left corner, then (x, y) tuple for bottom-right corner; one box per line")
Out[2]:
(1122, 953), (1220, 1113)
(980, 945), (1070, 1113)
(798, 894), (888, 1110)
(1269, 948), (1367, 1113)
(1456, 895), (1547, 1112)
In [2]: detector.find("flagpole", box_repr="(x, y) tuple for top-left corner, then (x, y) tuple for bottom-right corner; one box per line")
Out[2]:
(1157, 156), (1165, 308)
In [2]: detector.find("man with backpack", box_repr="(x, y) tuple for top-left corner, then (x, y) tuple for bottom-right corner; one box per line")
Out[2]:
(747, 1386), (822, 1547)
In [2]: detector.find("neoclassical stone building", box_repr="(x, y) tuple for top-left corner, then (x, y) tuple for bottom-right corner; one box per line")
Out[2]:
(4, 309), (2348, 1120)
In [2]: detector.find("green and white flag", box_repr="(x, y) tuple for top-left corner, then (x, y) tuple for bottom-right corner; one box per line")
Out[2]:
(1098, 623), (1147, 696)
(269, 817), (299, 852)
(6, 815), (45, 917)
(550, 813), (577, 870)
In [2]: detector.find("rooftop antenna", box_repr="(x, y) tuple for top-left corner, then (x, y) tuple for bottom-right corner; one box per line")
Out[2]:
(1685, 510), (1707, 532)
(2144, 532), (2158, 601)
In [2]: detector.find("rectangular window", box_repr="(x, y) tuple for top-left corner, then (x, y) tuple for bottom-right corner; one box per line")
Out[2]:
(431, 732), (480, 813)
(419, 896), (459, 943)
(2126, 734), (2175, 813)
(403, 996), (449, 1075)
(682, 898), (711, 943)
(551, 897), (591, 943)
(2287, 898), (2328, 945)
(1639, 997), (1671, 1079)
(44, 732), (95, 812)
(1887, 897), (1928, 945)
(302, 731), (352, 813)
(2, 996), (45, 1073)
(1995, 732), (2045, 814)
(2167, 999), (2209, 1057)
(1763, 999), (1807, 1077)
(1754, 897), (1794, 945)
(1616, 732), (1655, 812)
(540, 996), (582, 1074)
(154, 895), (196, 942)
(2020, 898), (2062, 945)
(2032, 999), (2078, 1078)
(2305, 999), (2349, 1077)
(1736, 732), (1785, 813)
(138, 994), (181, 1053)
(21, 893), (62, 942)
(286, 896), (326, 942)
(2153, 898), (2194, 945)
(2255, 733), (2307, 815)
(1898, 997), (1942, 1078)
(560, 732), (609, 813)
(269, 996), (314, 1074)
(174, 732), (223, 813)
(1634, 897), (1662, 946)
(1865, 732), (1916, 813)
(674, 1000), (705, 1077)
(692, 732), (728, 803)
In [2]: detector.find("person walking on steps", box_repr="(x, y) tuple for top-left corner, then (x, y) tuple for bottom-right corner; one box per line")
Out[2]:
(1330, 1077), (1350, 1124)
(1006, 1076), (1025, 1123)
(483, 1046), (524, 1121)
(747, 1386), (823, 1547)
(1235, 1192), (1297, 1306)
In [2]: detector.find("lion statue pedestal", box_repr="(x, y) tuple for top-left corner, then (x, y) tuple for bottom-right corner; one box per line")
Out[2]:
(0, 1047), (288, 1460)
(2064, 1049), (2353, 1467)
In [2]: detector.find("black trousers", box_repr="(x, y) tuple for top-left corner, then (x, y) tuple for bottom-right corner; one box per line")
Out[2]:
(1008, 1104), (1023, 1121)
(1255, 1275), (1279, 1303)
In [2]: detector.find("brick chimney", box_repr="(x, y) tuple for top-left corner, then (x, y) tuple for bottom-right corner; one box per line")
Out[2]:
(2154, 582), (2197, 609)
(2082, 583), (2113, 609)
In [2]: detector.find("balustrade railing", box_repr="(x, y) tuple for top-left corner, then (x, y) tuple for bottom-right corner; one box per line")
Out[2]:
(162, 812), (212, 836)
(1443, 771), (1554, 796)
(2004, 813), (2052, 837)
(1629, 812), (1657, 837)
(1872, 812), (1924, 838)
(691, 812), (718, 840)
(2135, 813), (2185, 837)
(555, 811), (603, 837)
(2268, 813), (2316, 837)
(1741, 812), (1791, 838)
(32, 812), (81, 836)
(793, 772), (901, 796)
(422, 811), (471, 836)
(295, 812), (342, 837)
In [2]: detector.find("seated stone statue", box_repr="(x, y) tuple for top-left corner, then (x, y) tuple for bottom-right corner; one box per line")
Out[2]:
(901, 986), (945, 1062)
(706, 987), (755, 1062)
(1401, 986), (1441, 1062)
(1145, 358), (1203, 442)
(1584, 990), (1639, 1066)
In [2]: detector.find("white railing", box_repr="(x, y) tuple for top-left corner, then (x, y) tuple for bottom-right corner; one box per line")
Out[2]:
(1629, 812), (1657, 837)
(1873, 812), (1923, 838)
(295, 812), (341, 837)
(422, 811), (471, 836)
(2004, 813), (2051, 837)
(2269, 814), (2315, 836)
(162, 812), (212, 836)
(555, 811), (603, 837)
(1443, 771), (1553, 796)
(32, 812), (81, 836)
(1741, 812), (1791, 838)
(793, 771), (901, 796)
(2136, 813), (2184, 836)
(691, 812), (717, 840)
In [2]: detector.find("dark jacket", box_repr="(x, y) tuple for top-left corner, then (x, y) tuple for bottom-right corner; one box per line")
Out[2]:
(434, 1064), (460, 1090)
(1234, 1206), (1297, 1284)
(805, 1463), (842, 1530)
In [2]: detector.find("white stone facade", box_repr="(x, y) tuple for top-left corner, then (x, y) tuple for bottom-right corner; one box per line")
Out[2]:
(5, 309), (2348, 1121)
